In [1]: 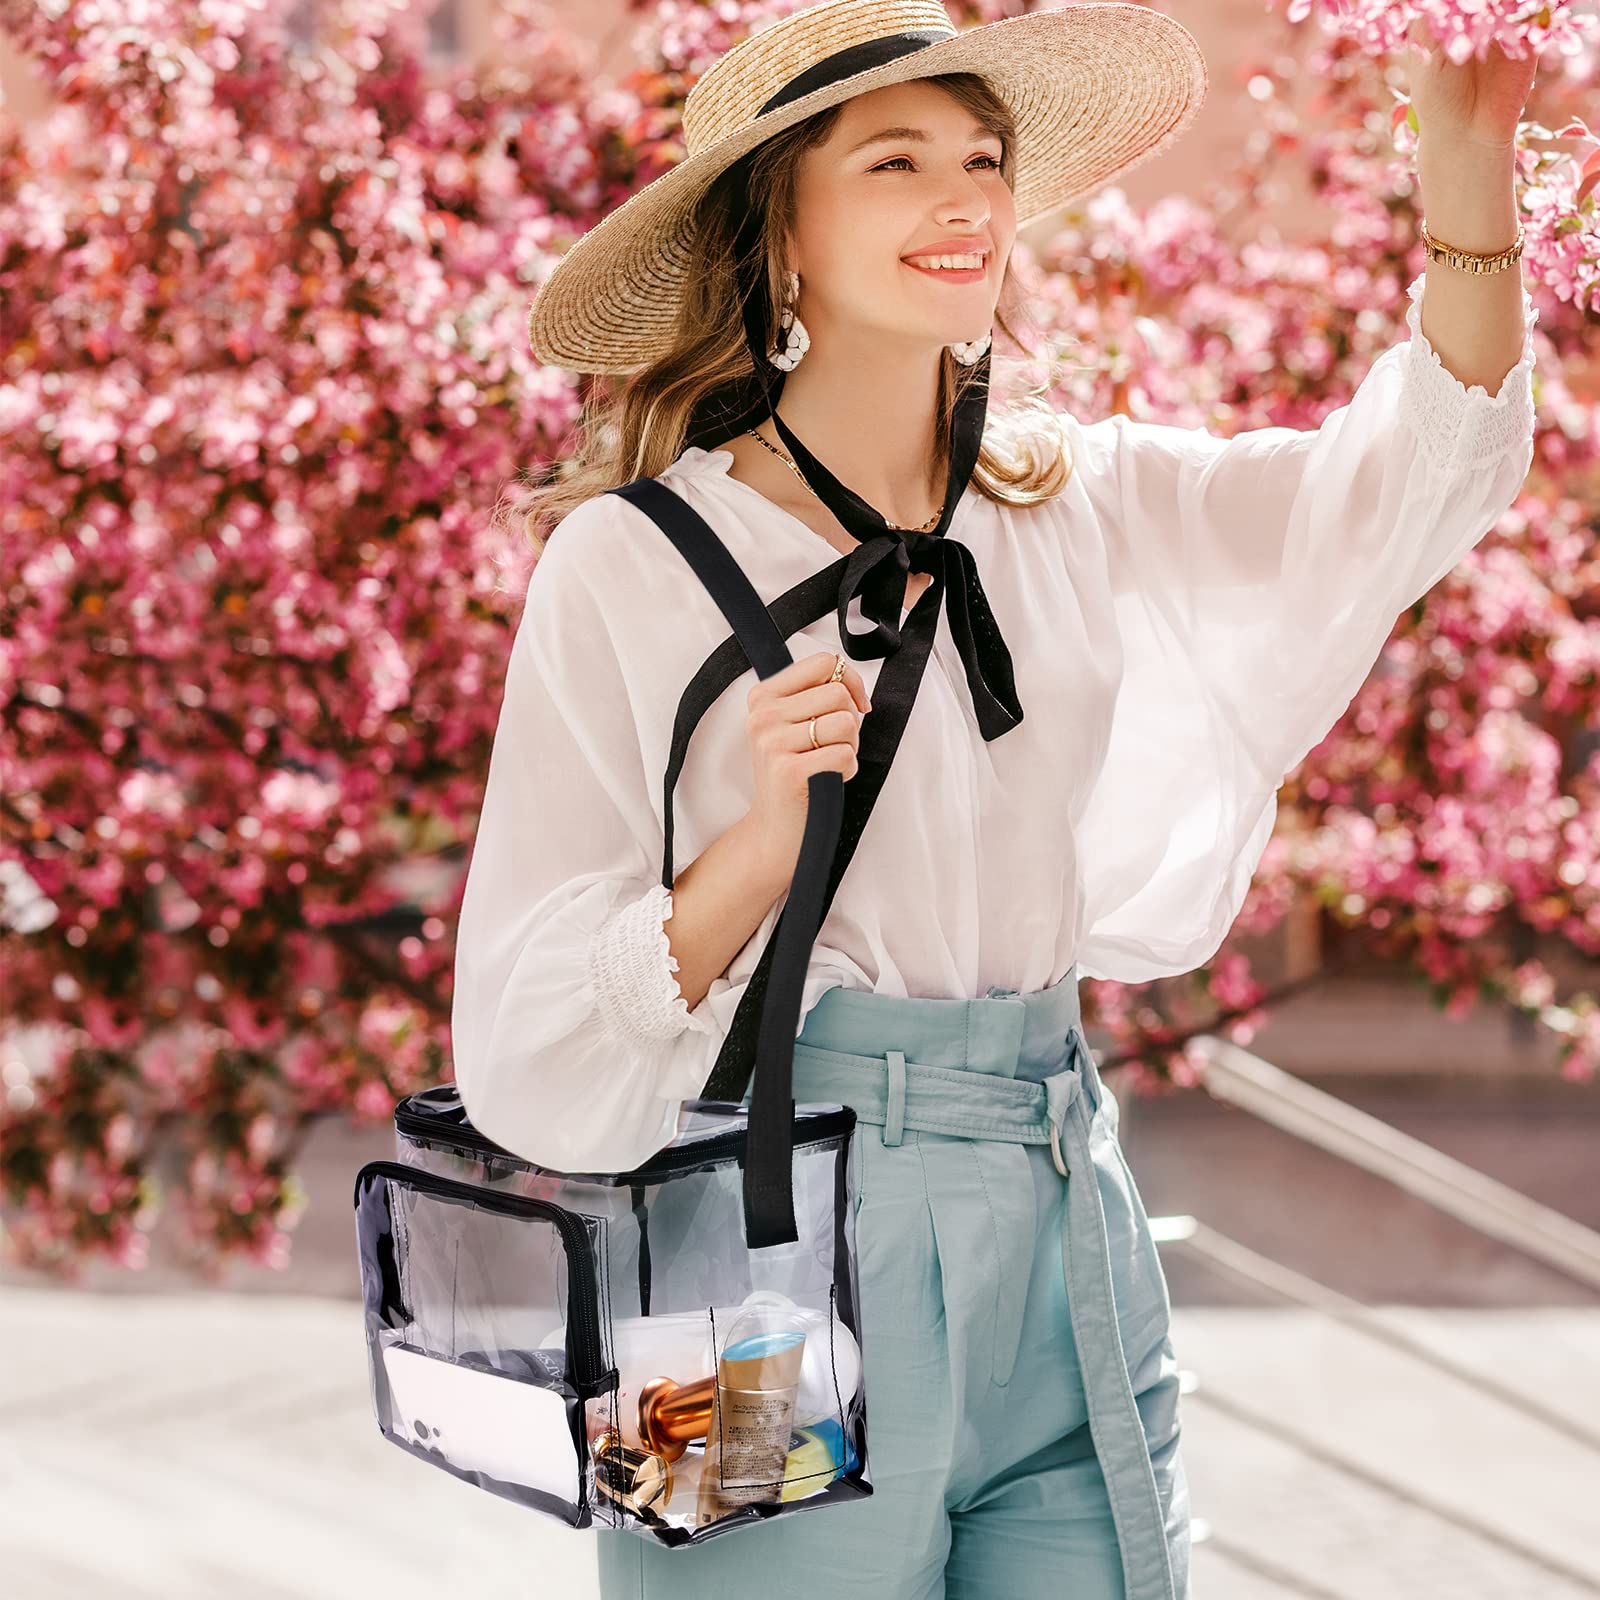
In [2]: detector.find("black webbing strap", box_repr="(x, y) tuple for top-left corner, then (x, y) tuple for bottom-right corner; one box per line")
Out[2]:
(680, 573), (938, 1108)
(628, 1184), (652, 1315)
(606, 477), (940, 1249)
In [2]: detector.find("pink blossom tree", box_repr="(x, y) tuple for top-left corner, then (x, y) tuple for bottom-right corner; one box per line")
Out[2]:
(1, 0), (1595, 1277)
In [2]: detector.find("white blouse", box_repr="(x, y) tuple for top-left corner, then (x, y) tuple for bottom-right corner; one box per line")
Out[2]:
(452, 269), (1539, 1174)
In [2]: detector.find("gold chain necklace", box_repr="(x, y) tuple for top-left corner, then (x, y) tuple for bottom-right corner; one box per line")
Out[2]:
(744, 426), (942, 534)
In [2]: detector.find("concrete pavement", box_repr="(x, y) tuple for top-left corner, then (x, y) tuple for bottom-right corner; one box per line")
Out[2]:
(5, 1289), (1597, 1599)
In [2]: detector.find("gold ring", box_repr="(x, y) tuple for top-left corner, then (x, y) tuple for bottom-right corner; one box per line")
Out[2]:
(829, 653), (846, 682)
(808, 716), (820, 750)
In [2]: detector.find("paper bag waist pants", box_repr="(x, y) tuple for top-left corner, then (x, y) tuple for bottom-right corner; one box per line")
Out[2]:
(595, 967), (1192, 1600)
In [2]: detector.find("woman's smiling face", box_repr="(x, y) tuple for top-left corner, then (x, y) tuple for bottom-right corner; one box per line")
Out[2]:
(788, 77), (1016, 351)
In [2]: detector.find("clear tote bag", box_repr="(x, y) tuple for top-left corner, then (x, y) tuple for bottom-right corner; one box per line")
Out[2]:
(353, 474), (938, 1545)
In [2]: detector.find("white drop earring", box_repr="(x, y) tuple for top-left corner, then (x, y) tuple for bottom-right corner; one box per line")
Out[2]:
(768, 269), (810, 371)
(948, 329), (992, 365)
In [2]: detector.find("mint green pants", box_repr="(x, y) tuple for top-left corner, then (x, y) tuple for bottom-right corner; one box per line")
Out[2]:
(596, 969), (1191, 1599)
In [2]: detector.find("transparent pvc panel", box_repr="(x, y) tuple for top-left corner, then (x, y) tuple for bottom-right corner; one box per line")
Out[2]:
(353, 1162), (613, 1525)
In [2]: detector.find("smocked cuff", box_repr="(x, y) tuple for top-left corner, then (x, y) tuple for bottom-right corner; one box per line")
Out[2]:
(1399, 270), (1538, 473)
(589, 881), (719, 1045)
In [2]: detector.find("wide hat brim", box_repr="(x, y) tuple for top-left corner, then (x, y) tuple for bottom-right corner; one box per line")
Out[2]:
(526, 0), (1208, 375)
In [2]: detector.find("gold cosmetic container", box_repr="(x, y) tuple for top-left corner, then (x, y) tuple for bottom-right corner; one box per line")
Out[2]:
(590, 1428), (672, 1518)
(695, 1328), (807, 1525)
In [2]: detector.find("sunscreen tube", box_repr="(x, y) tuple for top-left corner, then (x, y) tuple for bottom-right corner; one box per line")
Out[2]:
(695, 1308), (808, 1525)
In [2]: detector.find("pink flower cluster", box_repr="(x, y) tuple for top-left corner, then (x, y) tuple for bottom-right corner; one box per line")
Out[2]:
(1285, 0), (1599, 64)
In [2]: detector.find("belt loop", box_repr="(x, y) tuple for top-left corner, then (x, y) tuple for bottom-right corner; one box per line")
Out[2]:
(1075, 1028), (1105, 1116)
(882, 1050), (907, 1147)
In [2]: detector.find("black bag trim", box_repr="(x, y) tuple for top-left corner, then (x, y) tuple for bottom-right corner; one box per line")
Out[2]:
(394, 1088), (855, 1183)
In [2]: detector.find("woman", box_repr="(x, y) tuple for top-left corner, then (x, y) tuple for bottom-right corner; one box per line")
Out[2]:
(451, 1), (1539, 1594)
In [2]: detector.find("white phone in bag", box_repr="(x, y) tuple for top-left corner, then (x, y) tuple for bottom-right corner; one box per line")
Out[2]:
(381, 1341), (582, 1501)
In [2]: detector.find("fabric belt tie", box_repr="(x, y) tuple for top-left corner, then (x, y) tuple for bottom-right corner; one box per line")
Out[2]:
(790, 1030), (1181, 1600)
(793, 1033), (1087, 1163)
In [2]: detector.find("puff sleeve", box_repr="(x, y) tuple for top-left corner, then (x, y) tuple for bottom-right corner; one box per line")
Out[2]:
(1065, 269), (1540, 983)
(449, 496), (728, 1175)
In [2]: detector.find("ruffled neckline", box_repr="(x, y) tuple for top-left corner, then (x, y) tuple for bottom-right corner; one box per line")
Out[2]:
(665, 443), (977, 532)
(661, 444), (942, 625)
(667, 445), (736, 477)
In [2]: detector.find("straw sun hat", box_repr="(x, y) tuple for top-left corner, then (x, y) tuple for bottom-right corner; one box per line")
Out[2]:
(526, 0), (1209, 375)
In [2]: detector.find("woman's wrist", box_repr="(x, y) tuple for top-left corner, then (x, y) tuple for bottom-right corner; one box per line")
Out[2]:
(1415, 138), (1519, 254)
(732, 808), (801, 899)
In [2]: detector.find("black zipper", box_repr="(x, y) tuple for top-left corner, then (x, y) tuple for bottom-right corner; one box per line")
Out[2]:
(355, 1159), (615, 1397)
(393, 1101), (857, 1182)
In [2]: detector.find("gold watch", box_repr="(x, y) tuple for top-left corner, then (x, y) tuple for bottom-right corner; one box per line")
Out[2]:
(1419, 218), (1525, 276)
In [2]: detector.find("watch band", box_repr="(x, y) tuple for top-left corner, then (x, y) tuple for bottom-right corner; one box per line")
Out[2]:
(1419, 217), (1526, 276)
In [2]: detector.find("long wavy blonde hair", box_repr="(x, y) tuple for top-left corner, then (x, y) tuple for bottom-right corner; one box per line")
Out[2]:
(498, 72), (1076, 558)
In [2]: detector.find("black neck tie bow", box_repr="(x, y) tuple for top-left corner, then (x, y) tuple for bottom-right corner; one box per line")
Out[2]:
(826, 522), (1022, 741)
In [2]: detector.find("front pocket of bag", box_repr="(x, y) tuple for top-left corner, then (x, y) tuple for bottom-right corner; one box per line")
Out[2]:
(353, 1160), (617, 1527)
